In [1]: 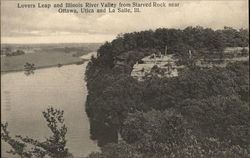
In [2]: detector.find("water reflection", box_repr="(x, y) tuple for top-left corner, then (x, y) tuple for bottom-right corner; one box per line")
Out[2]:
(24, 69), (35, 76)
(81, 52), (119, 147)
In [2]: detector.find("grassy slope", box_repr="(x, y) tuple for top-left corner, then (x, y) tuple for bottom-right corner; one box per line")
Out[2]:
(1, 52), (85, 72)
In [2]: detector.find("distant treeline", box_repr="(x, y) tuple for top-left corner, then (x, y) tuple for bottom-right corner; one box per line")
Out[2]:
(85, 26), (249, 158)
(87, 26), (248, 71)
(1, 49), (25, 56)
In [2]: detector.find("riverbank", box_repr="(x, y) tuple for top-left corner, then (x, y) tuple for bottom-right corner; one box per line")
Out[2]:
(1, 51), (88, 73)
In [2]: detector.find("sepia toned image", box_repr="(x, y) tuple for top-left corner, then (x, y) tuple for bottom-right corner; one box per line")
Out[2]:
(1, 0), (249, 158)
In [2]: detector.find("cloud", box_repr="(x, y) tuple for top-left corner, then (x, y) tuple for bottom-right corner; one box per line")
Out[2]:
(1, 0), (248, 43)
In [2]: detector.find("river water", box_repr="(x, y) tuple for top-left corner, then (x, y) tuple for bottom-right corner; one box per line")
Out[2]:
(1, 54), (99, 157)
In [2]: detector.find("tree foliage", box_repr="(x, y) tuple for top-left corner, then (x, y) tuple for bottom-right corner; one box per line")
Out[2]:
(1, 107), (72, 158)
(85, 26), (249, 157)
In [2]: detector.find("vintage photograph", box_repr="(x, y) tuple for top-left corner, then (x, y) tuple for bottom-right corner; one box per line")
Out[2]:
(1, 0), (249, 158)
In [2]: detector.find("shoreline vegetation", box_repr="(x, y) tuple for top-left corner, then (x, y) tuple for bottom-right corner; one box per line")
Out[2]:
(1, 57), (87, 73)
(1, 43), (101, 73)
(1, 52), (86, 73)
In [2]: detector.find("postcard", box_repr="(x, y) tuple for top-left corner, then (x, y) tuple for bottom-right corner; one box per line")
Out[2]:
(1, 0), (249, 158)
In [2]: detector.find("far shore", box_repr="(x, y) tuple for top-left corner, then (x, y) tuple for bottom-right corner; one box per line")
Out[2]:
(1, 51), (95, 74)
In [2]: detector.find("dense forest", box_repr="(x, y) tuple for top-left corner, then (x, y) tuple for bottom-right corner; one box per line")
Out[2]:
(85, 26), (249, 158)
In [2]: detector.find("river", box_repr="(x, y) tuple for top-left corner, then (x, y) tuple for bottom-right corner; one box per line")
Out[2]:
(1, 53), (99, 157)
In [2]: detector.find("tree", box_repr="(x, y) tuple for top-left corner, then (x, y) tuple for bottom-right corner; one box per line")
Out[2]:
(24, 62), (36, 76)
(1, 107), (72, 158)
(180, 95), (249, 146)
(88, 108), (249, 158)
(120, 109), (198, 155)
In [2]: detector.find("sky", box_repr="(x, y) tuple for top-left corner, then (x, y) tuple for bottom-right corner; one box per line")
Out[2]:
(1, 0), (249, 44)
